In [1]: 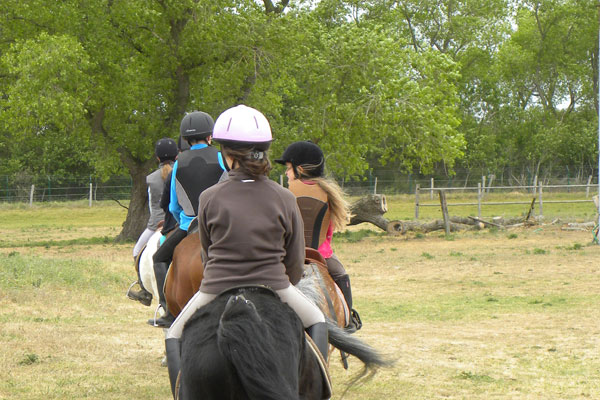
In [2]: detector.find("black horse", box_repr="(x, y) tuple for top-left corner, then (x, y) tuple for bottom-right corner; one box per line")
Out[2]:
(179, 286), (389, 400)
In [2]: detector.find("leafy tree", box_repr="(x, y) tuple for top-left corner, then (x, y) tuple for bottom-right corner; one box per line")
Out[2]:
(0, 0), (470, 239)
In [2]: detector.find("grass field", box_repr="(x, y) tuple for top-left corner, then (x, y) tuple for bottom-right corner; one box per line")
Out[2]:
(1, 199), (599, 399)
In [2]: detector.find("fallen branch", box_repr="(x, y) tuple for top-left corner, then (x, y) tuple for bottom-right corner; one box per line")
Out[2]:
(111, 197), (129, 210)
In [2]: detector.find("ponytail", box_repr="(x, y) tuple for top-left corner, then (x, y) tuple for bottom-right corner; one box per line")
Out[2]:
(160, 162), (174, 181)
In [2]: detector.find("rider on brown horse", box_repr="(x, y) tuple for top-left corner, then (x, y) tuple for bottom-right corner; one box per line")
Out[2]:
(164, 105), (328, 398)
(276, 140), (362, 332)
(149, 111), (226, 328)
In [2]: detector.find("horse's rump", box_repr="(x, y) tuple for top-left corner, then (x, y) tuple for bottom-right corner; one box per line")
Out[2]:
(301, 249), (349, 328)
(180, 287), (314, 400)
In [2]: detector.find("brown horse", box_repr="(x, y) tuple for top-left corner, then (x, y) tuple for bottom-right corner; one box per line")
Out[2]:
(164, 233), (204, 317)
(165, 239), (348, 331)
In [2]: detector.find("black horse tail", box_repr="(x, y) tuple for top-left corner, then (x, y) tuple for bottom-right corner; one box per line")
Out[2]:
(326, 318), (394, 382)
(217, 295), (299, 400)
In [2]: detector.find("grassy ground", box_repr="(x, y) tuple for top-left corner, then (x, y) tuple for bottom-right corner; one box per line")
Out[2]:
(1, 200), (599, 399)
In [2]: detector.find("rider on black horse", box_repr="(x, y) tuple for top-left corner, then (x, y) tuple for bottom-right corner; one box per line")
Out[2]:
(164, 105), (329, 398)
(276, 140), (362, 332)
(149, 111), (226, 328)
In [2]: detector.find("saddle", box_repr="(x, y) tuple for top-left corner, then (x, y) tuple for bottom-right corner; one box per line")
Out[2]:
(187, 217), (199, 235)
(217, 284), (279, 300)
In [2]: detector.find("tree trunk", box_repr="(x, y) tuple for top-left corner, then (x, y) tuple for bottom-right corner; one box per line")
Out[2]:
(349, 194), (390, 231)
(116, 163), (153, 242)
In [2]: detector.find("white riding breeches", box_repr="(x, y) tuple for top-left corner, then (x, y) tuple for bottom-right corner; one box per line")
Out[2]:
(133, 228), (156, 259)
(166, 284), (325, 340)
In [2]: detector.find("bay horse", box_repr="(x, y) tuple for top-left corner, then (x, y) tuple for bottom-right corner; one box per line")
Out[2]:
(179, 286), (389, 400)
(165, 238), (360, 368)
(164, 232), (205, 317)
(165, 237), (347, 330)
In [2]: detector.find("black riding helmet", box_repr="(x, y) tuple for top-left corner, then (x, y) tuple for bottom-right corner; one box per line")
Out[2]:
(155, 137), (178, 162)
(179, 111), (214, 142)
(177, 135), (191, 152)
(275, 140), (325, 178)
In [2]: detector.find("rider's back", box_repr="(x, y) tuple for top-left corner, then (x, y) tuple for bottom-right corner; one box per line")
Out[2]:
(197, 170), (305, 295)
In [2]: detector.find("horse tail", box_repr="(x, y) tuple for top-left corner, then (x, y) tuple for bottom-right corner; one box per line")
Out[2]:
(326, 318), (394, 381)
(217, 295), (299, 400)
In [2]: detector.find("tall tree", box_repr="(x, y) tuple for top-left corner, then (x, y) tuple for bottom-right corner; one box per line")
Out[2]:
(1, 0), (469, 239)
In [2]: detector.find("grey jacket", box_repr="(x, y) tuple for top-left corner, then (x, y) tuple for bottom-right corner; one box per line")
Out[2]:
(198, 170), (305, 294)
(146, 162), (171, 230)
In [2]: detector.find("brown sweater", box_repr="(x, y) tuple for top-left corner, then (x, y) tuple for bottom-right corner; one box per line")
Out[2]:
(197, 170), (305, 294)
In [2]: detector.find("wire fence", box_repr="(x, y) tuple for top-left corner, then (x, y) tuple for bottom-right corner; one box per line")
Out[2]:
(1, 171), (599, 204)
(0, 175), (132, 204)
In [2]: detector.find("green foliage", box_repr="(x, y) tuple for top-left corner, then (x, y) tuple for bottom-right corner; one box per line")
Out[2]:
(0, 0), (598, 238)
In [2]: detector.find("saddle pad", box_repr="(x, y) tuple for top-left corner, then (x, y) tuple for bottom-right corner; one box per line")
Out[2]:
(305, 333), (332, 399)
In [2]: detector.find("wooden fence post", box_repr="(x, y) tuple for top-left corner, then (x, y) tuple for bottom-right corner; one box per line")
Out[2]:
(373, 177), (377, 195)
(430, 177), (434, 200)
(89, 183), (93, 207)
(477, 182), (482, 218)
(438, 190), (451, 235)
(415, 184), (420, 219)
(538, 182), (543, 217)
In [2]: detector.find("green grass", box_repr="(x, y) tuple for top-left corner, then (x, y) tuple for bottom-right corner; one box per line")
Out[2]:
(0, 252), (127, 294)
(379, 192), (598, 222)
(0, 236), (117, 248)
(0, 200), (128, 229)
(359, 293), (595, 323)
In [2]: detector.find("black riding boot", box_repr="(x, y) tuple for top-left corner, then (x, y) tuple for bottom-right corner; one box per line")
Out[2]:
(165, 338), (182, 399)
(334, 274), (362, 332)
(148, 262), (175, 328)
(306, 322), (328, 362)
(127, 260), (153, 306)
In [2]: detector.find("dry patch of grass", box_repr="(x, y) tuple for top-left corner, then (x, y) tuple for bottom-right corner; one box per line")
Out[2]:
(1, 202), (600, 399)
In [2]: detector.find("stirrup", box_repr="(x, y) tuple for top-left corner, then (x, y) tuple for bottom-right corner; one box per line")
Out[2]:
(126, 281), (152, 306)
(345, 309), (362, 333)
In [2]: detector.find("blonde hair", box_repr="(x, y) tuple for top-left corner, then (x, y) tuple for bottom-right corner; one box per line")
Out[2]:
(160, 162), (173, 180)
(298, 166), (349, 231)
